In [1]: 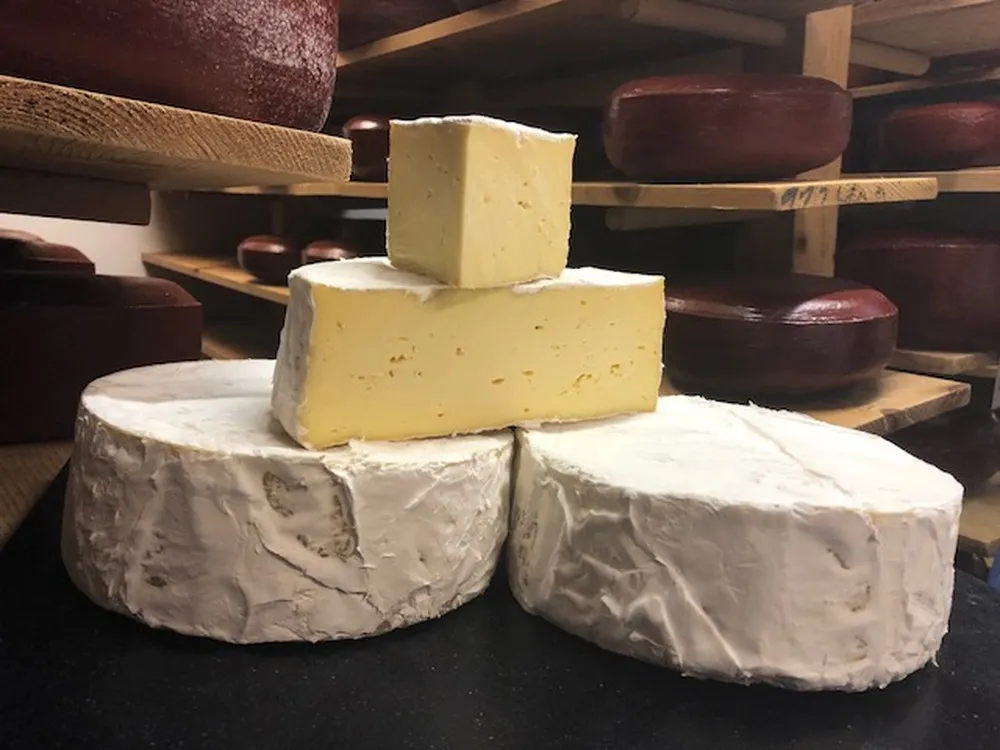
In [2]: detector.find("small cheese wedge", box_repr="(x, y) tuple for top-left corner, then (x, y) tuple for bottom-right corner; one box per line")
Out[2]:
(272, 257), (664, 450)
(387, 115), (577, 289)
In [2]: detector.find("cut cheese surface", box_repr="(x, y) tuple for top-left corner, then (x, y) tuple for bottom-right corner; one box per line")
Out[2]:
(272, 257), (665, 450)
(510, 395), (963, 692)
(62, 360), (513, 644)
(387, 115), (577, 289)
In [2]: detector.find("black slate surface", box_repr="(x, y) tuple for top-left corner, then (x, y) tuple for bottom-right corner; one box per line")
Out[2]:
(2, 468), (999, 750)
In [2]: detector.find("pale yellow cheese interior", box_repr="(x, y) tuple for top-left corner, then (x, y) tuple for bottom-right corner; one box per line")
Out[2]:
(281, 261), (664, 449)
(387, 116), (577, 289)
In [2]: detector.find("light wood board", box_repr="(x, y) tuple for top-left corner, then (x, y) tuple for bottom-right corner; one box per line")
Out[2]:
(220, 176), (938, 211)
(661, 369), (971, 435)
(890, 349), (998, 377)
(0, 75), (352, 191)
(0, 441), (73, 550)
(852, 67), (1000, 98)
(143, 254), (290, 305)
(959, 472), (1000, 557)
(852, 169), (1000, 194)
(853, 0), (1000, 57)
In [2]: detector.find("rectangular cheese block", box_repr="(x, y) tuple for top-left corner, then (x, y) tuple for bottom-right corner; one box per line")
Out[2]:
(387, 115), (577, 289)
(272, 258), (665, 450)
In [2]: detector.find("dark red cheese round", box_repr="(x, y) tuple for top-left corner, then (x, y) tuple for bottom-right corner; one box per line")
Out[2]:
(874, 102), (1000, 171)
(237, 235), (301, 286)
(0, 239), (94, 275)
(603, 74), (852, 182)
(0, 0), (340, 131)
(302, 239), (359, 264)
(837, 229), (1000, 351)
(340, 0), (454, 49)
(665, 274), (897, 398)
(343, 115), (390, 181)
(0, 272), (202, 443)
(0, 228), (43, 245)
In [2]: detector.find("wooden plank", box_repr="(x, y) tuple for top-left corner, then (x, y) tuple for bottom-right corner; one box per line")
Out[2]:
(0, 441), (73, 550)
(143, 254), (290, 305)
(0, 75), (352, 191)
(223, 176), (937, 210)
(853, 0), (1000, 57)
(700, 1), (865, 17)
(891, 349), (998, 376)
(202, 323), (279, 361)
(849, 169), (1000, 193)
(959, 472), (1000, 557)
(660, 369), (971, 435)
(0, 168), (151, 225)
(852, 68), (1000, 98)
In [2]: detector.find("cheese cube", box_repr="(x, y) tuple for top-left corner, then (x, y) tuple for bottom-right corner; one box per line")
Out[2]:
(272, 258), (664, 450)
(387, 115), (577, 289)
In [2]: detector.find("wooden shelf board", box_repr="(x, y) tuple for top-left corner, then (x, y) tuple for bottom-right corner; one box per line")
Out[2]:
(219, 175), (937, 211)
(660, 369), (971, 435)
(890, 349), (998, 377)
(854, 0), (1000, 59)
(0, 75), (352, 191)
(335, 1), (873, 89)
(851, 67), (1000, 99)
(847, 169), (1000, 193)
(0, 441), (73, 550)
(143, 254), (290, 305)
(960, 472), (1000, 558)
(202, 323), (279, 361)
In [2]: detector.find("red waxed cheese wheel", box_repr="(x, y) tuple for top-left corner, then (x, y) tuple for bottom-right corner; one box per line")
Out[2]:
(836, 229), (1000, 351)
(665, 274), (898, 398)
(452, 1), (498, 9)
(874, 102), (1000, 171)
(0, 228), (44, 245)
(340, 0), (454, 49)
(0, 273), (202, 443)
(603, 74), (852, 182)
(0, 1), (339, 131)
(302, 239), (360, 264)
(0, 239), (95, 275)
(343, 115), (391, 181)
(237, 235), (301, 286)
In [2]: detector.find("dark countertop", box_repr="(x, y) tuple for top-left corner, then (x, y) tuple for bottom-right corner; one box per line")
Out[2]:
(2, 468), (999, 750)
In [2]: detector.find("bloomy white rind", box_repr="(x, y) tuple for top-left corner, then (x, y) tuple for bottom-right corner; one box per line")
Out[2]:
(62, 360), (513, 644)
(508, 395), (963, 692)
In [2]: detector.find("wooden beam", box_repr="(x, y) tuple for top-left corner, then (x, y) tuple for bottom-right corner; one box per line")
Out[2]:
(0, 168), (151, 225)
(621, 0), (929, 75)
(853, 0), (995, 27)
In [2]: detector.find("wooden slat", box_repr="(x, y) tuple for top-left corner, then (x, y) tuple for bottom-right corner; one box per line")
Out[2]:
(0, 441), (73, 550)
(847, 169), (1000, 193)
(959, 472), (1000, 557)
(853, 0), (1000, 57)
(852, 68), (1000, 98)
(0, 75), (352, 191)
(661, 369), (971, 435)
(143, 254), (290, 305)
(891, 349), (998, 377)
(0, 168), (151, 225)
(220, 176), (938, 210)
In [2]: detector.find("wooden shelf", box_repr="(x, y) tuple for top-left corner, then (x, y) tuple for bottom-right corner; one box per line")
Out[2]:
(219, 175), (938, 211)
(0, 441), (73, 550)
(851, 67), (1000, 99)
(0, 75), (352, 193)
(202, 323), (279, 361)
(335, 0), (922, 95)
(853, 0), (1000, 60)
(891, 349), (998, 378)
(661, 369), (971, 435)
(847, 169), (1000, 194)
(144, 253), (290, 305)
(959, 472), (1000, 559)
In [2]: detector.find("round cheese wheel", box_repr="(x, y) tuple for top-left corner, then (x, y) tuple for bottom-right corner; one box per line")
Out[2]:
(0, 1), (339, 131)
(62, 359), (513, 644)
(603, 74), (852, 182)
(302, 239), (359, 264)
(342, 115), (390, 181)
(836, 229), (1000, 351)
(665, 274), (897, 397)
(237, 235), (301, 286)
(874, 102), (1000, 171)
(509, 396), (963, 691)
(0, 240), (94, 274)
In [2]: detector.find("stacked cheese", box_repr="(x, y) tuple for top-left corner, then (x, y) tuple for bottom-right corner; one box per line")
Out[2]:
(271, 115), (666, 450)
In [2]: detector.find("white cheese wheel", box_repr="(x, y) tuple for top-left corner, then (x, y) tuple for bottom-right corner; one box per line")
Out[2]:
(62, 359), (512, 644)
(509, 395), (963, 692)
